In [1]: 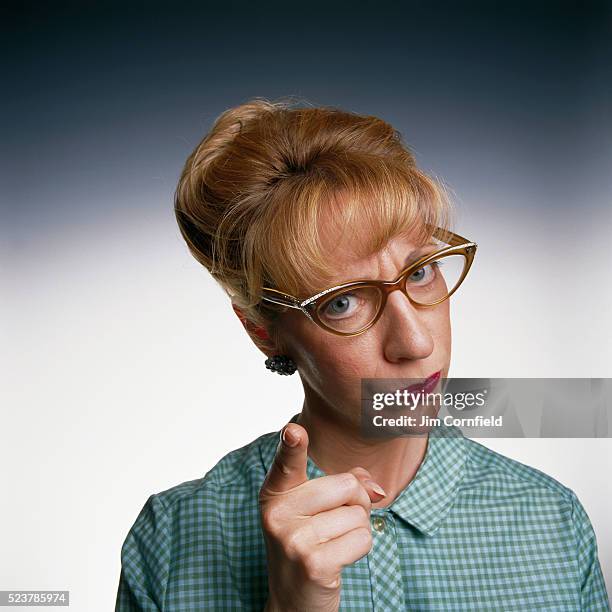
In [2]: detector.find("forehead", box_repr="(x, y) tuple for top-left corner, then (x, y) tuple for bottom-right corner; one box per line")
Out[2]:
(322, 227), (413, 265)
(319, 192), (398, 244)
(316, 214), (434, 285)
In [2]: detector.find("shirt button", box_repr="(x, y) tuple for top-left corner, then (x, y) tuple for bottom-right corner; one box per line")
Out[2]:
(371, 515), (386, 533)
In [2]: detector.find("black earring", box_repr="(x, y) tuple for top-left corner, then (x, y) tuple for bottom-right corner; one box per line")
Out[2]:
(265, 355), (297, 375)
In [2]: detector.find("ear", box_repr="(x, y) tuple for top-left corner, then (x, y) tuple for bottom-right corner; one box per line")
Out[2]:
(232, 303), (275, 355)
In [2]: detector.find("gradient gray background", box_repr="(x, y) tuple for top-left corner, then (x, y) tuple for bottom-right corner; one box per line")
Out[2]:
(3, 1), (611, 609)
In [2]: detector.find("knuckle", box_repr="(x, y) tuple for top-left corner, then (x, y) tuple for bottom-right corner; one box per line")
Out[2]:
(354, 504), (370, 527)
(301, 551), (328, 583)
(354, 484), (372, 511)
(260, 505), (283, 536)
(339, 472), (360, 492)
(355, 526), (373, 551)
(282, 527), (306, 561)
(350, 466), (370, 479)
(272, 456), (292, 477)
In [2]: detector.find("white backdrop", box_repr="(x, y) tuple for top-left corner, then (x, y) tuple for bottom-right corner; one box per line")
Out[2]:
(3, 193), (611, 610)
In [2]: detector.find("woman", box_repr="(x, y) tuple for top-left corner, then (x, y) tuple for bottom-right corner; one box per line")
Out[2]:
(116, 99), (610, 611)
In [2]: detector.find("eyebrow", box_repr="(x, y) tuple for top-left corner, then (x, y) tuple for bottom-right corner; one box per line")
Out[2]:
(319, 241), (443, 294)
(403, 241), (441, 265)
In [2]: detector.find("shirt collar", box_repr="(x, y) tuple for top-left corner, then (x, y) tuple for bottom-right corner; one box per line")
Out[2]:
(261, 414), (469, 537)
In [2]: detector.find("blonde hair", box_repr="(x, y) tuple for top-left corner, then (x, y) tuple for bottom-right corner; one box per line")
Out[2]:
(174, 97), (454, 351)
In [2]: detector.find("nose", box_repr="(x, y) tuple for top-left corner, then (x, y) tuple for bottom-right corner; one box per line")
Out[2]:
(379, 289), (435, 363)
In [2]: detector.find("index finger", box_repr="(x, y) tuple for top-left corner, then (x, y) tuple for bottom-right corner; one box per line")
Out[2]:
(260, 423), (309, 494)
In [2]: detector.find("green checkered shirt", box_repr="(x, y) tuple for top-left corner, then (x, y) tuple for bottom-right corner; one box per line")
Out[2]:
(116, 415), (610, 610)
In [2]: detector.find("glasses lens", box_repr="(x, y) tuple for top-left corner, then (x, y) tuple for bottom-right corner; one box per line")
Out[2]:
(405, 253), (467, 305)
(316, 286), (383, 334)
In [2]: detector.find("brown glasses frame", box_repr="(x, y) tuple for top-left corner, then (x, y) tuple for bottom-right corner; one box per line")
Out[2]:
(260, 226), (478, 337)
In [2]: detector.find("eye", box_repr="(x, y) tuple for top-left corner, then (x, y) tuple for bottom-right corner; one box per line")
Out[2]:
(407, 261), (441, 285)
(321, 292), (361, 319)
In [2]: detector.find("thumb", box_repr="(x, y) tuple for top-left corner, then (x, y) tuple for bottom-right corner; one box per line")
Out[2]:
(261, 423), (309, 494)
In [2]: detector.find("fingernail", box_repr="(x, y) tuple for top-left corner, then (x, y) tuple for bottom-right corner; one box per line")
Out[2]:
(365, 479), (386, 497)
(281, 426), (299, 447)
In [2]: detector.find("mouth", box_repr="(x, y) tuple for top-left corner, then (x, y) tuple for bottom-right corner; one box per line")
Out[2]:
(399, 370), (442, 395)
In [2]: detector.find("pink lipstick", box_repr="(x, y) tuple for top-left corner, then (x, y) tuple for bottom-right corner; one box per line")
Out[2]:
(403, 370), (441, 395)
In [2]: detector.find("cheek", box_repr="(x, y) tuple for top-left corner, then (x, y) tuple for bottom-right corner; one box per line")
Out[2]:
(284, 317), (370, 386)
(423, 304), (452, 378)
(299, 333), (382, 399)
(432, 302), (452, 348)
(299, 334), (356, 381)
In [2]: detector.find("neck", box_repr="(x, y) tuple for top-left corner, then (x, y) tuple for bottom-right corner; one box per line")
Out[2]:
(296, 396), (429, 509)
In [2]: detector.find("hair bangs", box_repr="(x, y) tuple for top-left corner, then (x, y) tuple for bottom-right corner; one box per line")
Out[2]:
(249, 156), (455, 302)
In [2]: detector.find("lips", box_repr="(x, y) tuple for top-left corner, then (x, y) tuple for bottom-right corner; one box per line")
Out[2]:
(402, 370), (441, 395)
